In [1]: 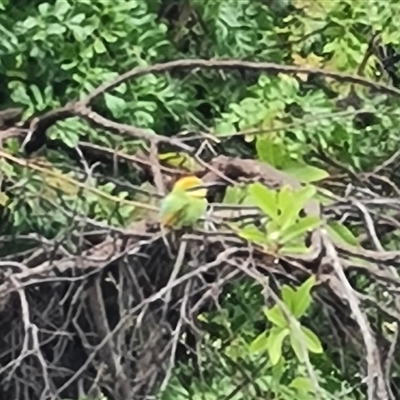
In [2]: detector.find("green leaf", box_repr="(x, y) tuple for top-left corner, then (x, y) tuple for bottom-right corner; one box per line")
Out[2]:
(263, 305), (287, 328)
(327, 221), (359, 247)
(30, 85), (44, 109)
(284, 163), (329, 183)
(323, 40), (338, 53)
(249, 332), (269, 354)
(213, 121), (236, 136)
(281, 285), (296, 314)
(291, 276), (315, 318)
(69, 13), (86, 25)
(289, 377), (313, 393)
(38, 3), (49, 15)
(249, 183), (278, 220)
(72, 25), (92, 41)
(134, 110), (154, 126)
(0, 192), (9, 206)
(238, 225), (266, 245)
(278, 185), (317, 230)
(277, 185), (294, 220)
(266, 219), (281, 243)
(301, 326), (323, 354)
(223, 185), (247, 204)
(54, 0), (71, 18)
(94, 38), (107, 54)
(61, 60), (78, 70)
(294, 185), (317, 206)
(104, 93), (126, 118)
(47, 23), (67, 35)
(289, 329), (306, 362)
(256, 135), (285, 168)
(10, 81), (31, 106)
(21, 16), (37, 30)
(267, 327), (289, 365)
(279, 216), (321, 244)
(101, 31), (118, 43)
(59, 131), (79, 148)
(270, 357), (285, 382)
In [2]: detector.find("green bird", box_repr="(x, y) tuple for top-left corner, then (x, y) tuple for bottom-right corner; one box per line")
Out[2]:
(159, 175), (208, 228)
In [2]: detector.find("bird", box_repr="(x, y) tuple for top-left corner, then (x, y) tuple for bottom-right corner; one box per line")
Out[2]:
(159, 175), (209, 228)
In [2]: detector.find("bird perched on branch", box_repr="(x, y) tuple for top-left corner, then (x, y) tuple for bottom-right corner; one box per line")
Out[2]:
(159, 175), (209, 228)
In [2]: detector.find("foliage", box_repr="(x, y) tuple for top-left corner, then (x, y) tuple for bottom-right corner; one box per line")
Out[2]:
(248, 276), (324, 398)
(238, 183), (320, 255)
(249, 276), (322, 364)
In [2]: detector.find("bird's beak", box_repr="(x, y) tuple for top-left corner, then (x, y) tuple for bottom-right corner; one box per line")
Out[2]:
(186, 181), (226, 193)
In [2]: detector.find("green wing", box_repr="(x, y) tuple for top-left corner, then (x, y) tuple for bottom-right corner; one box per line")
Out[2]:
(160, 190), (207, 227)
(181, 197), (207, 226)
(160, 190), (192, 225)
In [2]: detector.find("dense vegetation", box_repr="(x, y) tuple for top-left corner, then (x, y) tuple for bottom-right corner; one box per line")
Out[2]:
(1, 1), (400, 399)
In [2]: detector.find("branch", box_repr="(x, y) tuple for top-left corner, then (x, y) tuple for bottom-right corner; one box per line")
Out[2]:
(15, 58), (400, 157)
(80, 58), (400, 105)
(321, 232), (388, 400)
